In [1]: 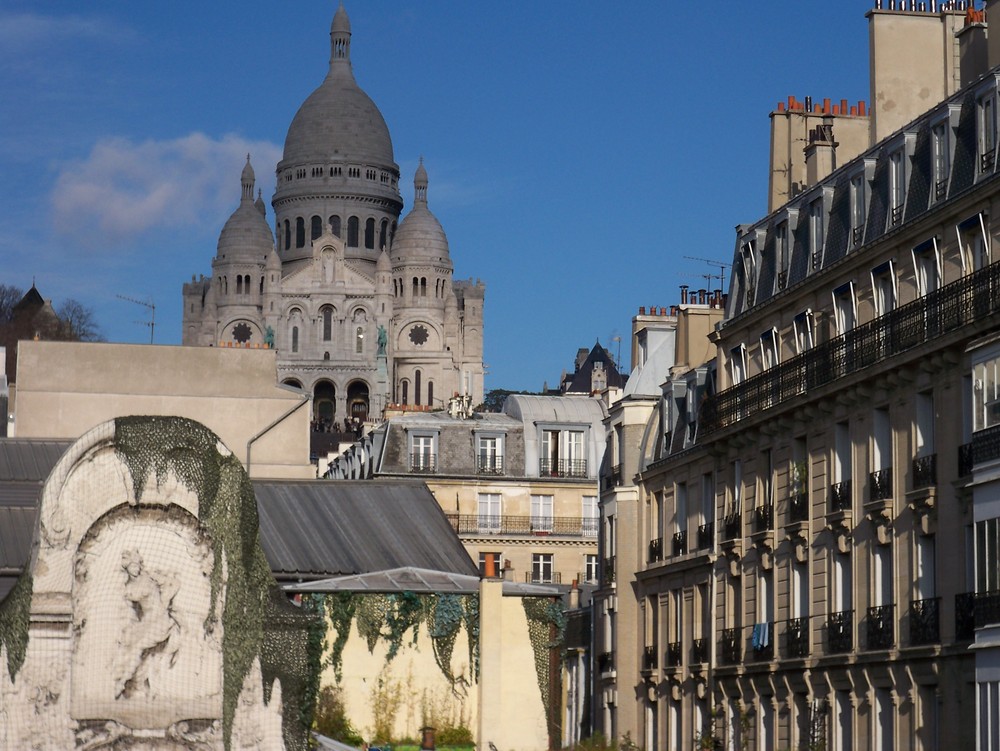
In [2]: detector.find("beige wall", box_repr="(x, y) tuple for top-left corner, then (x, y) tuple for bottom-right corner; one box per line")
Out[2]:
(14, 341), (314, 479)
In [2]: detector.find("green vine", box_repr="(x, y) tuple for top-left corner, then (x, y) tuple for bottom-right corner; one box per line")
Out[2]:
(462, 594), (480, 681)
(383, 592), (425, 661)
(300, 595), (327, 734)
(325, 593), (357, 682)
(429, 595), (463, 682)
(522, 597), (567, 750)
(0, 572), (32, 680)
(356, 594), (390, 653)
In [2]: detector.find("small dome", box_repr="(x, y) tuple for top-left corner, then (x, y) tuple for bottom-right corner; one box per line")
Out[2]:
(376, 248), (392, 272)
(391, 162), (451, 267)
(217, 159), (274, 259)
(281, 5), (394, 167)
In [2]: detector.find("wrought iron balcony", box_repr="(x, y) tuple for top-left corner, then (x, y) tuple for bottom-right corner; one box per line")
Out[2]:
(789, 491), (809, 523)
(752, 504), (774, 533)
(971, 424), (1000, 470)
(891, 204), (904, 226)
(597, 651), (614, 673)
(477, 456), (505, 475)
(750, 622), (774, 660)
(409, 453), (437, 473)
(701, 260), (1000, 435)
(912, 454), (937, 489)
(935, 179), (948, 201)
(982, 147), (996, 173)
(721, 628), (742, 664)
(909, 597), (940, 645)
(446, 514), (598, 538)
(827, 609), (853, 653)
(539, 458), (588, 478)
(975, 590), (1000, 629)
(829, 480), (851, 512)
(697, 522), (714, 550)
(525, 571), (561, 584)
(778, 270), (788, 290)
(692, 638), (708, 664)
(602, 555), (615, 586)
(672, 530), (688, 556)
(642, 645), (657, 671)
(666, 641), (682, 667)
(723, 512), (741, 541)
(868, 468), (893, 502)
(866, 604), (895, 649)
(959, 442), (974, 476)
(648, 537), (663, 563)
(956, 592), (976, 641)
(786, 617), (809, 657)
(852, 226), (865, 246)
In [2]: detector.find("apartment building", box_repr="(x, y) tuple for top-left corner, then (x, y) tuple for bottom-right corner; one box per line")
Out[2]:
(601, 2), (1000, 748)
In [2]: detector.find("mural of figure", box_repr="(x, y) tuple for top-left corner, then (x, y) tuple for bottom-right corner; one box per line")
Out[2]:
(112, 548), (181, 700)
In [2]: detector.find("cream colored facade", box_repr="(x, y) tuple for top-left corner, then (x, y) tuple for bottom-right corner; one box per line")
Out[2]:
(13, 340), (313, 479)
(599, 3), (1000, 749)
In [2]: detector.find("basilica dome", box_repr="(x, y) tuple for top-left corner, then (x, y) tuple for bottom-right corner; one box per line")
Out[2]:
(217, 157), (273, 259)
(392, 161), (451, 267)
(281, 6), (394, 167)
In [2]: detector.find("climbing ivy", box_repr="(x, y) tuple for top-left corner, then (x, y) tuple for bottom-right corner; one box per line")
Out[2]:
(522, 597), (567, 749)
(461, 594), (480, 682)
(384, 592), (425, 661)
(325, 592), (357, 682)
(429, 595), (463, 683)
(0, 572), (32, 680)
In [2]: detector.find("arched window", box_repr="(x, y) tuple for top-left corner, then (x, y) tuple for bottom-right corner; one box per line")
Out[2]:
(365, 218), (375, 249)
(412, 277), (419, 297)
(296, 217), (305, 248)
(356, 326), (364, 353)
(322, 307), (333, 341)
(415, 370), (422, 406)
(379, 219), (388, 249)
(236, 276), (243, 295)
(420, 277), (427, 297)
(401, 380), (409, 405)
(223, 277), (228, 294)
(311, 215), (322, 241)
(291, 326), (299, 353)
(324, 352), (330, 360)
(259, 276), (264, 294)
(244, 275), (251, 294)
(330, 215), (341, 238)
(284, 220), (291, 250)
(347, 216), (359, 247)
(428, 380), (434, 407)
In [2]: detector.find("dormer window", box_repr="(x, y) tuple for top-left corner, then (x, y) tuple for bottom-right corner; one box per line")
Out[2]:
(741, 240), (757, 309)
(850, 173), (866, 246)
(808, 198), (825, 268)
(979, 89), (998, 175)
(889, 149), (906, 227)
(931, 120), (950, 202)
(776, 222), (790, 290)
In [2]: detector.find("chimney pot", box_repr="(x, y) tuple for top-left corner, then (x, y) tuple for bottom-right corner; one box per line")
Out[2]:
(639, 306), (646, 315)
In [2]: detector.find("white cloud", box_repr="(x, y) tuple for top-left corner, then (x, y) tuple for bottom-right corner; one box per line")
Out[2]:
(0, 12), (134, 55)
(50, 133), (282, 248)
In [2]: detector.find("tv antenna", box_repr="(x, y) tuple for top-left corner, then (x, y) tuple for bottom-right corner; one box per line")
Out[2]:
(116, 294), (155, 344)
(682, 256), (731, 290)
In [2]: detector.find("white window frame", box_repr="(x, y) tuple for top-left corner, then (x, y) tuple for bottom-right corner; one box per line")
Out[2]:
(870, 261), (897, 317)
(585, 553), (599, 583)
(889, 147), (906, 225)
(409, 431), (437, 472)
(956, 212), (990, 273)
(972, 353), (1000, 432)
(729, 344), (747, 386)
(850, 171), (867, 246)
(832, 282), (857, 334)
(809, 197), (825, 268)
(741, 239), (757, 308)
(531, 494), (554, 533)
(582, 495), (599, 537)
(931, 118), (950, 201)
(793, 310), (815, 354)
(776, 221), (790, 288)
(476, 432), (504, 474)
(531, 553), (554, 584)
(979, 85), (999, 175)
(760, 327), (779, 370)
(477, 492), (502, 534)
(911, 238), (941, 296)
(479, 551), (503, 577)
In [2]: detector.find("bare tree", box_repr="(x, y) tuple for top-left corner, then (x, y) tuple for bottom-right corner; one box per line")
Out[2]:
(56, 299), (105, 342)
(0, 284), (23, 324)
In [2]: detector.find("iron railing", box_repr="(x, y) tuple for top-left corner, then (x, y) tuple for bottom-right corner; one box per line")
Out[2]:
(959, 442), (974, 476)
(828, 609), (853, 653)
(409, 453), (437, 473)
(910, 597), (940, 645)
(721, 628), (742, 664)
(648, 537), (663, 563)
(643, 645), (657, 671)
(852, 226), (865, 245)
(975, 590), (1000, 629)
(602, 556), (615, 586)
(935, 179), (948, 201)
(891, 204), (904, 226)
(525, 571), (561, 584)
(971, 424), (1000, 469)
(697, 522), (714, 550)
(912, 454), (937, 489)
(477, 456), (504, 475)
(692, 638), (708, 663)
(539, 458), (588, 478)
(983, 147), (996, 173)
(752, 504), (774, 533)
(866, 604), (895, 649)
(789, 491), (809, 523)
(723, 512), (741, 541)
(597, 651), (614, 673)
(672, 530), (688, 556)
(786, 617), (809, 657)
(447, 514), (597, 538)
(829, 481), (852, 512)
(702, 260), (1000, 434)
(868, 468), (893, 502)
(750, 622), (774, 660)
(666, 641), (682, 667)
(956, 592), (976, 641)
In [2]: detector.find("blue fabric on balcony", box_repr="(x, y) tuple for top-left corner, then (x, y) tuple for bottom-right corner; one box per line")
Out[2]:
(752, 621), (769, 649)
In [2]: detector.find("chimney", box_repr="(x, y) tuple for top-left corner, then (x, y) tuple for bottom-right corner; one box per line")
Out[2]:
(569, 580), (580, 610)
(804, 116), (838, 186)
(680, 285), (689, 305)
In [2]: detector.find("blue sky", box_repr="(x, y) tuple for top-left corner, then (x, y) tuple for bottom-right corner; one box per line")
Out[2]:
(1, 1), (874, 391)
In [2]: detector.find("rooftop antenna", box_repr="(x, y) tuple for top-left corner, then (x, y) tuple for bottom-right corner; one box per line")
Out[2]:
(116, 294), (155, 344)
(611, 335), (622, 372)
(682, 256), (731, 291)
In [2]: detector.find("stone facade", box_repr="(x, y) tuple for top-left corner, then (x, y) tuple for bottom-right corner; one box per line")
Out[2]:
(182, 6), (484, 426)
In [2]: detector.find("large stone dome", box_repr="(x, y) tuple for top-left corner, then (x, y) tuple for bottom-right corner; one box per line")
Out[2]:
(217, 157), (273, 258)
(280, 7), (394, 167)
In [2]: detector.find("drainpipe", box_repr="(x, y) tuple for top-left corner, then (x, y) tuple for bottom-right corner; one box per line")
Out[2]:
(246, 391), (311, 476)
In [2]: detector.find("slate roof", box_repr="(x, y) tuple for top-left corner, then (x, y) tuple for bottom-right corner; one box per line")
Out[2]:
(254, 479), (478, 581)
